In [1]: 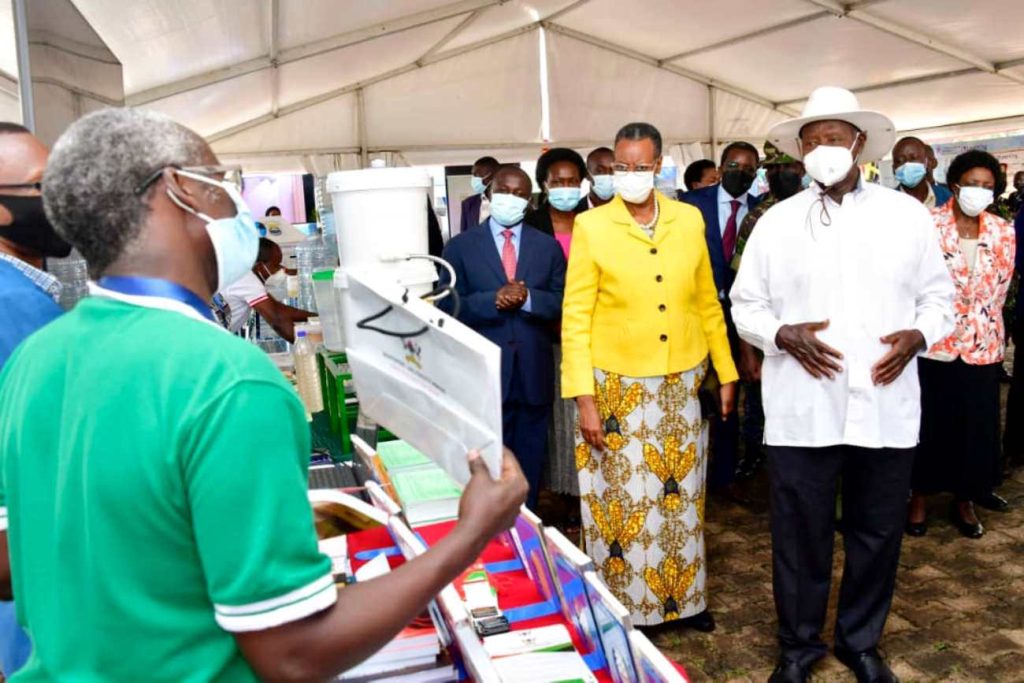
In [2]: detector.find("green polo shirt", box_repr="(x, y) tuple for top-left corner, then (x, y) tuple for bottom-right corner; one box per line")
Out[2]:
(0, 295), (334, 682)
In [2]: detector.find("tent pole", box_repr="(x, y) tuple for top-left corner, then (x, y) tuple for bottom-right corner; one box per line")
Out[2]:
(207, 25), (535, 144)
(357, 88), (369, 168)
(708, 86), (717, 163)
(12, 0), (34, 131)
(267, 0), (280, 117)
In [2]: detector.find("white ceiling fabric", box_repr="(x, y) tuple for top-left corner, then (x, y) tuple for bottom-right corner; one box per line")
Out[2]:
(2, 0), (1021, 171)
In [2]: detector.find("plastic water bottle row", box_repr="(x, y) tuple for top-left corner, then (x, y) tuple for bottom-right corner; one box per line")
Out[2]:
(295, 235), (337, 313)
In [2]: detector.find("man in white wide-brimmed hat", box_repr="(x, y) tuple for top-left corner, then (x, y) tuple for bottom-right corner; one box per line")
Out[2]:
(731, 87), (955, 683)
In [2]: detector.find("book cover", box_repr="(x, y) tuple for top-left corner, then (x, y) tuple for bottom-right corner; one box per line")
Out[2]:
(483, 624), (575, 658)
(491, 652), (598, 683)
(584, 571), (638, 683)
(308, 489), (389, 538)
(391, 468), (462, 525)
(377, 440), (433, 471)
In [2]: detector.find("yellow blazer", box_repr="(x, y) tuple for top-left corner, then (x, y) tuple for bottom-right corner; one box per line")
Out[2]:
(561, 193), (737, 398)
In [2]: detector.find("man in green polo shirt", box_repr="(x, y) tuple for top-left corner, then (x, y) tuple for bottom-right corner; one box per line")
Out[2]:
(0, 108), (527, 682)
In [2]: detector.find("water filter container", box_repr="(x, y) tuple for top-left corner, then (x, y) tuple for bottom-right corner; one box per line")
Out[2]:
(326, 166), (436, 297)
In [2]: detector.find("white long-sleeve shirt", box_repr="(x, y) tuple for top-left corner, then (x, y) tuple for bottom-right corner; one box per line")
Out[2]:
(730, 179), (955, 449)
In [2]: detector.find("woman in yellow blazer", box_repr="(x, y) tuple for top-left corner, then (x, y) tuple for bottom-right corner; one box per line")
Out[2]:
(562, 123), (737, 634)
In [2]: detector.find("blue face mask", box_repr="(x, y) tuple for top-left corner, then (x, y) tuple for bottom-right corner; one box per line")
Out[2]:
(490, 192), (529, 227)
(802, 173), (813, 188)
(548, 186), (582, 212)
(895, 162), (927, 189)
(168, 170), (259, 291)
(470, 176), (487, 195)
(591, 174), (615, 200)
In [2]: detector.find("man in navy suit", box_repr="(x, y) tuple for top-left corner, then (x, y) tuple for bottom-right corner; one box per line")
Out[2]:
(678, 141), (762, 504)
(442, 165), (566, 508)
(458, 156), (500, 234)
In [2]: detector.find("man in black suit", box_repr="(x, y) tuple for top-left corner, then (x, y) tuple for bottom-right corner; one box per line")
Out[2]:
(678, 141), (762, 504)
(459, 156), (500, 234)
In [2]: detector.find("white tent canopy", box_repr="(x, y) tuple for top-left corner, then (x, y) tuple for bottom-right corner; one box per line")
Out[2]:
(4, 0), (1024, 172)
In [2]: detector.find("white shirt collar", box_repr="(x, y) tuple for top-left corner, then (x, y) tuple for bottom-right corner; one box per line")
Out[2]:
(489, 218), (522, 237)
(717, 183), (744, 206)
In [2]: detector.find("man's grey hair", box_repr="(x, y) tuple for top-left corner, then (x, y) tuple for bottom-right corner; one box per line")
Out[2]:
(43, 108), (208, 277)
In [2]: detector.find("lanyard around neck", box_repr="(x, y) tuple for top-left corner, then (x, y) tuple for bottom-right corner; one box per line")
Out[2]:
(97, 275), (215, 322)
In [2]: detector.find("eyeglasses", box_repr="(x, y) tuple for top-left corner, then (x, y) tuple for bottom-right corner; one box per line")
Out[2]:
(0, 182), (43, 192)
(134, 164), (243, 196)
(612, 163), (657, 173)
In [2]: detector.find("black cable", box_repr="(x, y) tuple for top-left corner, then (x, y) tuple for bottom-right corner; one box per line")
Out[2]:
(356, 304), (429, 339)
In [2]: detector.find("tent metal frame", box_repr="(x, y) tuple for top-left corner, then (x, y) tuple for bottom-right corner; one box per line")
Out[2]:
(124, 0), (508, 106)
(209, 17), (800, 146)
(86, 0), (1020, 157)
(805, 0), (1024, 87)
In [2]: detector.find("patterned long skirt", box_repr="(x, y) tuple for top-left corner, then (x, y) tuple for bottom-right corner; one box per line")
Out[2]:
(546, 344), (580, 496)
(577, 363), (708, 626)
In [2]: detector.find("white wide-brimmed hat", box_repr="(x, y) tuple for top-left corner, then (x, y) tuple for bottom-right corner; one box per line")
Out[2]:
(767, 86), (896, 163)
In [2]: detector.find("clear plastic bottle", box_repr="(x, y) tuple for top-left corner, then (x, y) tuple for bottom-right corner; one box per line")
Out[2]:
(292, 330), (324, 413)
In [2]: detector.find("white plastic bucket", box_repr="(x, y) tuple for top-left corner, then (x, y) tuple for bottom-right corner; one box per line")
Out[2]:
(326, 166), (437, 297)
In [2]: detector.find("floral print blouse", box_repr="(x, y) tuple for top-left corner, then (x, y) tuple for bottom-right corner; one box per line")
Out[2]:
(925, 199), (1016, 365)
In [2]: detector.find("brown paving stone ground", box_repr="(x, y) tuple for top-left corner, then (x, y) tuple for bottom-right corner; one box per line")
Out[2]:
(650, 392), (1024, 682)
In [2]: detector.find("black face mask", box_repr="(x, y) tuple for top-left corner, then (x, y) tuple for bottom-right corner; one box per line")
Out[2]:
(721, 170), (755, 198)
(768, 170), (804, 201)
(0, 195), (72, 258)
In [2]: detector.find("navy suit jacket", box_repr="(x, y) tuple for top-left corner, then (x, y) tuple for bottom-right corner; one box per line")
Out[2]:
(459, 194), (483, 234)
(677, 184), (762, 333)
(440, 222), (566, 406)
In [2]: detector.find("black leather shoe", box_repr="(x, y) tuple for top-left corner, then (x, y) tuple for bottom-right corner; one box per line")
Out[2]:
(678, 609), (716, 632)
(834, 648), (898, 683)
(735, 448), (765, 481)
(904, 520), (927, 537)
(768, 658), (809, 683)
(976, 492), (1011, 513)
(950, 503), (984, 539)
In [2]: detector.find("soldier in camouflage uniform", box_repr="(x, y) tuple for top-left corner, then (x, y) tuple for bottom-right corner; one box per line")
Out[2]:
(732, 142), (805, 480)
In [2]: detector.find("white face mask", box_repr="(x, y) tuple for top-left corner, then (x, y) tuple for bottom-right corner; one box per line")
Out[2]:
(802, 135), (860, 187)
(167, 171), (259, 291)
(614, 171), (655, 204)
(260, 264), (288, 300)
(956, 186), (993, 217)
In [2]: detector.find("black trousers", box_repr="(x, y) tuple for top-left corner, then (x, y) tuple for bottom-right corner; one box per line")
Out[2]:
(708, 410), (739, 490)
(707, 341), (741, 490)
(1004, 319), (1024, 468)
(768, 445), (915, 666)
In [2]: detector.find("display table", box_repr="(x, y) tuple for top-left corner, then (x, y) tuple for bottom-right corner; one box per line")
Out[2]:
(336, 434), (693, 682)
(344, 515), (689, 683)
(346, 521), (617, 682)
